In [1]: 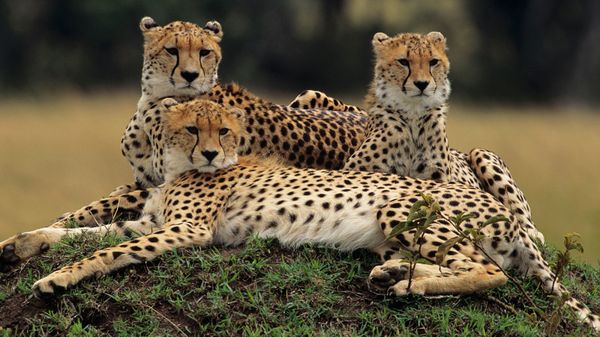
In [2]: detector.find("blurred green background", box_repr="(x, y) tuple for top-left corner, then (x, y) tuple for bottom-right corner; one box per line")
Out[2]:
(0, 0), (598, 263)
(2, 0), (600, 102)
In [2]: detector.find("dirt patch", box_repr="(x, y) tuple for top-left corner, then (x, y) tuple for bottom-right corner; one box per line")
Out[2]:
(0, 294), (50, 328)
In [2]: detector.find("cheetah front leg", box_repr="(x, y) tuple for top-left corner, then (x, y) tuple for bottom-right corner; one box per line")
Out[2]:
(468, 148), (544, 243)
(289, 90), (364, 113)
(0, 190), (152, 271)
(32, 221), (213, 297)
(51, 189), (152, 229)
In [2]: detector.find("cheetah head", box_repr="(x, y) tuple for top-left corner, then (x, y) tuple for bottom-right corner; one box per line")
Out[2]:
(372, 31), (450, 112)
(161, 98), (244, 181)
(139, 16), (223, 98)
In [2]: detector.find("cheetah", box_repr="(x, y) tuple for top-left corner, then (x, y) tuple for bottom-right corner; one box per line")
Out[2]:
(117, 17), (367, 195)
(0, 99), (596, 331)
(289, 32), (544, 244)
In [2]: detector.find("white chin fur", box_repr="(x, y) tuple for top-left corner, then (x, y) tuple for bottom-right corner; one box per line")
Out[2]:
(164, 149), (194, 183)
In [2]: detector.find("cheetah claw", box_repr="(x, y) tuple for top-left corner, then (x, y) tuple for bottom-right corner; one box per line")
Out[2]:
(32, 275), (70, 299)
(0, 244), (21, 272)
(368, 264), (409, 292)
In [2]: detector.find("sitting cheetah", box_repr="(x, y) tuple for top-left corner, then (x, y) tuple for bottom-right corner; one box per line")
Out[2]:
(0, 100), (596, 331)
(289, 32), (544, 244)
(116, 17), (366, 195)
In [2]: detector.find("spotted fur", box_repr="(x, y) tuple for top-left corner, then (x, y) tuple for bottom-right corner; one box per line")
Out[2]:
(289, 90), (363, 114)
(0, 100), (595, 331)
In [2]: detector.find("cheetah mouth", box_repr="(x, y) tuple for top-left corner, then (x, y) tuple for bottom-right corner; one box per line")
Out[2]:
(195, 164), (219, 172)
(178, 84), (198, 90)
(412, 93), (429, 97)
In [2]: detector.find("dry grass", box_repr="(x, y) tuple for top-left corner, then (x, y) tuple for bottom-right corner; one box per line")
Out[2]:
(0, 93), (598, 263)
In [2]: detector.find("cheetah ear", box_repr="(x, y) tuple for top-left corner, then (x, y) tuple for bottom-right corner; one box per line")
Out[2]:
(161, 98), (179, 110)
(204, 21), (223, 42)
(140, 17), (161, 32)
(228, 108), (246, 124)
(426, 31), (447, 51)
(372, 32), (390, 54)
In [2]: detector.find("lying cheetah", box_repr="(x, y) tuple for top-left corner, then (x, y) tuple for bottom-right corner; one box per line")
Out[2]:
(117, 17), (366, 195)
(0, 100), (596, 331)
(289, 32), (544, 244)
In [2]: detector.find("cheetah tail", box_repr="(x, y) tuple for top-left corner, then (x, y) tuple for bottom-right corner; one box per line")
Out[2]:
(513, 229), (599, 332)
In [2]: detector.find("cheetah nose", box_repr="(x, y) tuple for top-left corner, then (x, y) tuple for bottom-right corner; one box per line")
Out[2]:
(181, 71), (199, 83)
(201, 150), (218, 162)
(414, 81), (429, 91)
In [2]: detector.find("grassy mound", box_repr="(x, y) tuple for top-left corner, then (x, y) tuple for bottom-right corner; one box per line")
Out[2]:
(0, 233), (598, 336)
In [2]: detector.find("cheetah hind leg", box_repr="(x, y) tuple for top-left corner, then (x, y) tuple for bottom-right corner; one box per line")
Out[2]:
(108, 183), (138, 197)
(369, 248), (507, 296)
(32, 221), (213, 297)
(288, 90), (363, 113)
(468, 148), (544, 243)
(387, 264), (507, 296)
(371, 205), (507, 296)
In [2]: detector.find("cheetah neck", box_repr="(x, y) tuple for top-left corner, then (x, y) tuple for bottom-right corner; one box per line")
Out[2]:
(367, 103), (450, 180)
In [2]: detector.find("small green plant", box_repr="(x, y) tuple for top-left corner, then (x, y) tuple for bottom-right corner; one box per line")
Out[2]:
(544, 233), (584, 335)
(387, 194), (440, 290)
(552, 233), (584, 292)
(389, 195), (593, 333)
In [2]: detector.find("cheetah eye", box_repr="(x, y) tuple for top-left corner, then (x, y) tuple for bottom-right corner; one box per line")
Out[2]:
(165, 47), (178, 56)
(219, 128), (230, 136)
(429, 59), (439, 66)
(398, 58), (409, 66)
(200, 49), (211, 57)
(186, 126), (198, 134)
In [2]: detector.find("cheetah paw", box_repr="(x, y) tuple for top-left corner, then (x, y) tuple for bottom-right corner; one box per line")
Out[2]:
(388, 280), (426, 296)
(0, 231), (55, 272)
(32, 272), (71, 298)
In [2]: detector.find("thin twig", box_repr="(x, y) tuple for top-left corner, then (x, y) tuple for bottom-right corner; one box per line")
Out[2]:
(436, 211), (545, 318)
(484, 294), (519, 316)
(141, 303), (188, 337)
(472, 241), (543, 318)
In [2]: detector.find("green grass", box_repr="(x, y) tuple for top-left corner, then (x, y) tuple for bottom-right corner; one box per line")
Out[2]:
(0, 233), (598, 336)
